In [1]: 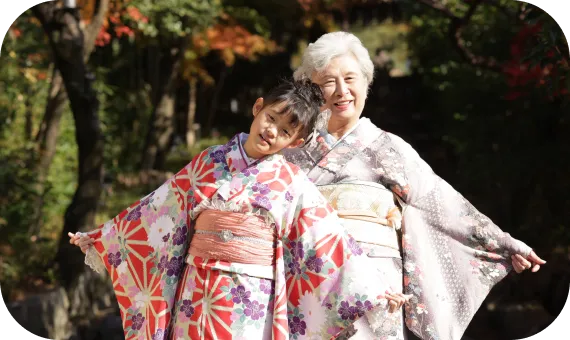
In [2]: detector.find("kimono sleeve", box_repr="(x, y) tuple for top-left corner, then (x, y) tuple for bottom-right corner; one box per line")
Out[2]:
(374, 132), (533, 340)
(82, 154), (204, 340)
(280, 176), (392, 339)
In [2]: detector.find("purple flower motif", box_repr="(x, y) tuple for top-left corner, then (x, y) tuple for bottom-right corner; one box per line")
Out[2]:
(210, 150), (225, 163)
(306, 256), (324, 273)
(259, 279), (274, 295)
(325, 301), (333, 310)
(290, 241), (305, 259)
(108, 252), (122, 267)
(355, 300), (374, 317)
(230, 285), (251, 304)
(242, 168), (259, 177)
(140, 192), (154, 206)
(166, 256), (184, 277)
(131, 313), (145, 330)
(349, 305), (360, 319)
(162, 233), (170, 242)
(338, 301), (355, 320)
(288, 315), (307, 335)
(126, 206), (142, 221)
(180, 299), (195, 318)
(244, 300), (266, 320)
(285, 191), (294, 202)
(157, 255), (168, 273)
(222, 139), (237, 154)
(152, 329), (165, 340)
(172, 225), (188, 246)
(221, 144), (231, 154)
(252, 195), (272, 210)
(288, 260), (301, 276)
(252, 182), (270, 195)
(347, 236), (363, 255)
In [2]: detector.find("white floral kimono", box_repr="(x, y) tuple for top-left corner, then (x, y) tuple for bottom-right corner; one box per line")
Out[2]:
(284, 118), (532, 340)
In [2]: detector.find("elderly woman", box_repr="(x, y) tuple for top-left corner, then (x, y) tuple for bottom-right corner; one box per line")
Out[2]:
(285, 32), (545, 340)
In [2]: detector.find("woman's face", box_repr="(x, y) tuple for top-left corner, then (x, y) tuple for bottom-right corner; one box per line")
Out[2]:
(311, 54), (368, 127)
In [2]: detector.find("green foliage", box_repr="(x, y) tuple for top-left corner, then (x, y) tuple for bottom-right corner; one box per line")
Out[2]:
(223, 6), (271, 38)
(402, 0), (569, 248)
(351, 19), (412, 76)
(0, 12), (80, 298)
(130, 0), (223, 39)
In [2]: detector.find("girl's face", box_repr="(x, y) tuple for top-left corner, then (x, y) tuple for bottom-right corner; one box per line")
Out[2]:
(243, 98), (305, 159)
(311, 54), (368, 128)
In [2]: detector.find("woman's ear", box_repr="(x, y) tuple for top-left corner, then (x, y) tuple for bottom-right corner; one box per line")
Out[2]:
(252, 97), (264, 117)
(287, 138), (305, 149)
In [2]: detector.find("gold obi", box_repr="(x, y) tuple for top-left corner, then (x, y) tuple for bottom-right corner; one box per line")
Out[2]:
(318, 181), (402, 254)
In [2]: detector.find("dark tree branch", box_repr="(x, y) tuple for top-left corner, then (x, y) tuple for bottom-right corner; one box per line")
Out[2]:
(518, 1), (532, 22)
(416, 0), (503, 72)
(416, 0), (460, 20)
(83, 0), (110, 59)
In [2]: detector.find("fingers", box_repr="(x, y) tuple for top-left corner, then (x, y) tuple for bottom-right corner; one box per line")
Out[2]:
(68, 232), (94, 253)
(512, 261), (523, 273)
(78, 237), (94, 248)
(385, 291), (410, 313)
(512, 252), (545, 274)
(512, 255), (530, 271)
(68, 232), (78, 244)
(78, 238), (93, 254)
(388, 300), (397, 313)
(514, 254), (532, 268)
(528, 250), (547, 265)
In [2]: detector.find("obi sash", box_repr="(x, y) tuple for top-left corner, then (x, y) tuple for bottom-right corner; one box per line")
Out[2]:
(317, 181), (402, 256)
(188, 210), (277, 267)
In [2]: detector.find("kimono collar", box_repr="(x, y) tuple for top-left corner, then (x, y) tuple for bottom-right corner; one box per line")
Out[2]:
(224, 133), (282, 173)
(317, 117), (369, 148)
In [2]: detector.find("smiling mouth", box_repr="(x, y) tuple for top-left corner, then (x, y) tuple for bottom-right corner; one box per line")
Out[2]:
(259, 134), (271, 146)
(334, 100), (353, 107)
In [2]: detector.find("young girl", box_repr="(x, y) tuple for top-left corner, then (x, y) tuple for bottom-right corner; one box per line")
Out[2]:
(70, 79), (405, 340)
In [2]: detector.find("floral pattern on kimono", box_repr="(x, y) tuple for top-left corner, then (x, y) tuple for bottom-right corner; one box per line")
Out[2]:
(85, 133), (394, 340)
(284, 118), (533, 340)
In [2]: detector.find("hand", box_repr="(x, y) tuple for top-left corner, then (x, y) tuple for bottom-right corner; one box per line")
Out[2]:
(68, 232), (94, 254)
(511, 250), (546, 273)
(385, 290), (413, 313)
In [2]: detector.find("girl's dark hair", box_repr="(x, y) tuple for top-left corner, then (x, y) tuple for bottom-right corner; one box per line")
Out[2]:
(261, 78), (325, 139)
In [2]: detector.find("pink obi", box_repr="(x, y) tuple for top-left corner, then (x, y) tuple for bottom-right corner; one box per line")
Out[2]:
(188, 210), (277, 266)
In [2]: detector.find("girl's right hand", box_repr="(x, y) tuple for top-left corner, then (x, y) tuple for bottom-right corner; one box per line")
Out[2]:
(68, 232), (94, 254)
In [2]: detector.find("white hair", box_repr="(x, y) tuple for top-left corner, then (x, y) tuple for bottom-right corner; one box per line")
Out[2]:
(293, 31), (374, 87)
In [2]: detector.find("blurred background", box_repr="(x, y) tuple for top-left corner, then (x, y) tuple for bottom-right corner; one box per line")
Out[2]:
(0, 0), (568, 339)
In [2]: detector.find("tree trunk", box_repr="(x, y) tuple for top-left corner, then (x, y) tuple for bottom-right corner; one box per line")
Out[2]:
(205, 66), (230, 134)
(141, 42), (185, 170)
(186, 77), (198, 147)
(24, 94), (33, 141)
(28, 69), (68, 236)
(32, 0), (109, 296)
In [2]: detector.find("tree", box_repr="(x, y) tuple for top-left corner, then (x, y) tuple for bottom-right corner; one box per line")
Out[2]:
(414, 0), (569, 101)
(132, 0), (223, 170)
(31, 0), (111, 317)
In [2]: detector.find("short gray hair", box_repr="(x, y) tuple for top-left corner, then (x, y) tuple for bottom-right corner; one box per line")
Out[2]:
(293, 31), (374, 87)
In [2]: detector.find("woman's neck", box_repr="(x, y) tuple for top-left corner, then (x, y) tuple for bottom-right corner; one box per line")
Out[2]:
(327, 118), (359, 140)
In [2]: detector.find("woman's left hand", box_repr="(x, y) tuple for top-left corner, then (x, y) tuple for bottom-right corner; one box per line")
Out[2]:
(511, 250), (546, 273)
